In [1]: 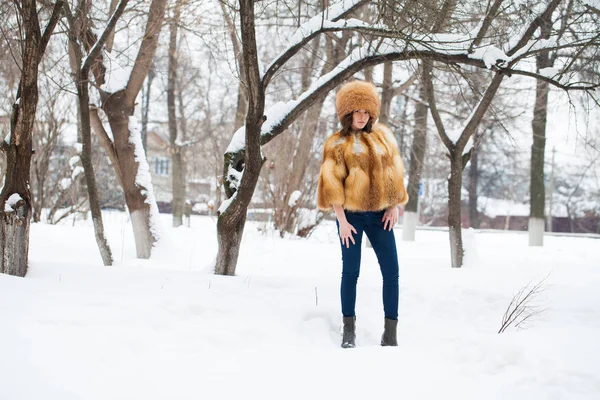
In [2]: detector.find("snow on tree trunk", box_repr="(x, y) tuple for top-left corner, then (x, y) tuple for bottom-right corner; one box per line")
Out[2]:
(402, 211), (418, 241)
(102, 92), (160, 258)
(528, 217), (545, 246)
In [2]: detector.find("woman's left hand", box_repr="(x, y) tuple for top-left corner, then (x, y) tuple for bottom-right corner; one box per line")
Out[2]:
(382, 206), (399, 231)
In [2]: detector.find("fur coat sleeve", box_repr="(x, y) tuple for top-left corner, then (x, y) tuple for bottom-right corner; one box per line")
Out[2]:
(317, 133), (348, 211)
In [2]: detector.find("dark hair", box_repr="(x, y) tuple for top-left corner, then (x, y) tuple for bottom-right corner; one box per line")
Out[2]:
(340, 112), (373, 136)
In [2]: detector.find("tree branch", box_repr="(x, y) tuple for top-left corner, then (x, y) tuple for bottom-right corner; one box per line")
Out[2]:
(469, 0), (505, 52)
(39, 0), (65, 59)
(455, 73), (504, 152)
(505, 68), (600, 90)
(82, 0), (129, 73)
(506, 0), (562, 57)
(422, 62), (454, 151)
(124, 0), (168, 103)
(89, 106), (125, 187)
(261, 0), (369, 88)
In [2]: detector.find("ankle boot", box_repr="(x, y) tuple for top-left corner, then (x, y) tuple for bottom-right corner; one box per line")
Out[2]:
(381, 318), (398, 346)
(341, 316), (356, 348)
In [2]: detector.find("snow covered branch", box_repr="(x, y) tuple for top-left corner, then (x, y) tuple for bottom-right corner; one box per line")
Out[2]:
(81, 0), (130, 74)
(261, 0), (370, 88)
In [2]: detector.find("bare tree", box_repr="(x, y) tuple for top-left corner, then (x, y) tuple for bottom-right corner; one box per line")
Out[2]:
(83, 0), (168, 258)
(168, 0), (186, 227)
(63, 0), (129, 266)
(0, 0), (64, 276)
(216, 0), (599, 274)
(499, 275), (549, 333)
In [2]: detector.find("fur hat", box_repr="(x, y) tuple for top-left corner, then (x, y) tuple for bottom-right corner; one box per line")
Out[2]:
(335, 80), (381, 122)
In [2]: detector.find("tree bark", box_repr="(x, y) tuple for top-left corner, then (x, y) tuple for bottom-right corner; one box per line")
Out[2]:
(219, 1), (248, 131)
(76, 70), (114, 265)
(65, 0), (115, 266)
(405, 74), (428, 211)
(168, 0), (186, 227)
(0, 0), (63, 277)
(379, 62), (394, 125)
(467, 134), (481, 229)
(82, 0), (167, 258)
(448, 153), (464, 268)
(215, 0), (265, 275)
(528, 11), (553, 246)
(141, 65), (155, 152)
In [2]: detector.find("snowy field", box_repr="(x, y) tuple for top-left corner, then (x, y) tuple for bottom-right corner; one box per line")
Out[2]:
(1, 212), (599, 400)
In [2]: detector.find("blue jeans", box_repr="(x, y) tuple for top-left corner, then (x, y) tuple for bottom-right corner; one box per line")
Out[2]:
(336, 210), (399, 320)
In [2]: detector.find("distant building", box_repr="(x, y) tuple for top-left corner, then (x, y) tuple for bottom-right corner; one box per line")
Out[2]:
(145, 127), (213, 214)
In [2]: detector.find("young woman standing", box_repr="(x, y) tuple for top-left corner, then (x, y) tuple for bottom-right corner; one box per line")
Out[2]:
(317, 80), (409, 348)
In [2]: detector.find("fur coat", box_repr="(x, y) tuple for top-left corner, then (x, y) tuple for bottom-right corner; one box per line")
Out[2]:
(317, 123), (408, 212)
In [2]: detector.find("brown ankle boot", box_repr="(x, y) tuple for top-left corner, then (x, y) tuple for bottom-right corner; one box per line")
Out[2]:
(381, 318), (398, 346)
(341, 316), (356, 348)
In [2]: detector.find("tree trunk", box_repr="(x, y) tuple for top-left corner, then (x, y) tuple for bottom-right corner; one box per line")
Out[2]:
(448, 152), (464, 268)
(467, 135), (480, 229)
(1, 0), (63, 275)
(528, 16), (552, 247)
(168, 0), (185, 227)
(379, 62), (393, 125)
(141, 65), (155, 152)
(220, 0), (247, 131)
(83, 0), (167, 258)
(0, 0), (44, 277)
(103, 92), (159, 258)
(65, 2), (114, 265)
(77, 70), (113, 266)
(215, 0), (265, 275)
(403, 76), (428, 241)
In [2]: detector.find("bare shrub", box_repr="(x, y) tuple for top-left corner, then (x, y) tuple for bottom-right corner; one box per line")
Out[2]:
(498, 274), (550, 333)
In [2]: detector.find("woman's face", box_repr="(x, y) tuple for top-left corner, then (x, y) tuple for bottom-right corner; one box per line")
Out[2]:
(351, 109), (370, 131)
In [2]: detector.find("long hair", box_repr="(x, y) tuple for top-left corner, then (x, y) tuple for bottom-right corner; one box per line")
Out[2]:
(340, 113), (374, 136)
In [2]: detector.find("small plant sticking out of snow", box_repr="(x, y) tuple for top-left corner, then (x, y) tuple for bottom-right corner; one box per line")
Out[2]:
(498, 274), (550, 333)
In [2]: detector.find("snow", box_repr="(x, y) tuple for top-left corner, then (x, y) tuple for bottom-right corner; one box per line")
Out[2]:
(101, 51), (133, 93)
(71, 166), (84, 180)
(0, 213), (599, 399)
(478, 196), (530, 218)
(226, 165), (242, 189)
(225, 126), (246, 154)
(468, 45), (508, 69)
(128, 116), (162, 241)
(60, 178), (72, 190)
(539, 67), (559, 78)
(69, 155), (80, 169)
(217, 193), (236, 214)
(288, 190), (302, 207)
(4, 193), (22, 212)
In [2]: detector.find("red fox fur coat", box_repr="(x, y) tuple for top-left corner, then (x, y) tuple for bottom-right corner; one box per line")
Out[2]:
(317, 123), (408, 212)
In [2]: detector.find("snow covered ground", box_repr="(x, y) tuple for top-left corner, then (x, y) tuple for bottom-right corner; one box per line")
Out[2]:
(1, 212), (599, 399)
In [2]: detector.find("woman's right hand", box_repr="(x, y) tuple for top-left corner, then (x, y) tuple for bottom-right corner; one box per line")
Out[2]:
(338, 220), (357, 248)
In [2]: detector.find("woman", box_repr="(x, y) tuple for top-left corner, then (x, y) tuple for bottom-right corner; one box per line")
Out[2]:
(317, 80), (408, 348)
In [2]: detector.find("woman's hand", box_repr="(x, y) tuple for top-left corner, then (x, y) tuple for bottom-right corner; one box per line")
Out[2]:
(382, 206), (399, 231)
(338, 220), (357, 248)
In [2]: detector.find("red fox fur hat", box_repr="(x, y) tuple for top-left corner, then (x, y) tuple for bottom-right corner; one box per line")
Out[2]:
(335, 80), (381, 122)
